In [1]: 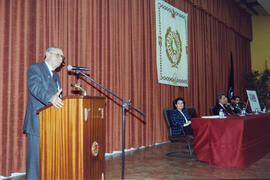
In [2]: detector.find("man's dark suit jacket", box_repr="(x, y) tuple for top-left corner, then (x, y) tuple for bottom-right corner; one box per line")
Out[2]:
(23, 62), (61, 136)
(231, 102), (243, 113)
(213, 103), (232, 116)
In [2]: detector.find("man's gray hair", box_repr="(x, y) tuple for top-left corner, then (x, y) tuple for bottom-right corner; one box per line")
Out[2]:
(44, 46), (63, 58)
(216, 93), (225, 104)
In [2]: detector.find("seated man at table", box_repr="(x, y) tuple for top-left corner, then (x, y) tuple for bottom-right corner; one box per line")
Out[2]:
(224, 96), (238, 114)
(231, 95), (243, 113)
(170, 97), (193, 136)
(213, 94), (233, 115)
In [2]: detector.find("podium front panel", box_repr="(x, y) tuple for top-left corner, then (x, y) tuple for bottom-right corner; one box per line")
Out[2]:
(39, 96), (105, 180)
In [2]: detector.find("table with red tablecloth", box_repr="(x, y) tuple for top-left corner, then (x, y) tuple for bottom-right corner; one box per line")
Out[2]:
(191, 113), (270, 167)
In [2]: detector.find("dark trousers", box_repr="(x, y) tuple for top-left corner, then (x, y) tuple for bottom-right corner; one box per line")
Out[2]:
(183, 124), (193, 135)
(26, 134), (40, 180)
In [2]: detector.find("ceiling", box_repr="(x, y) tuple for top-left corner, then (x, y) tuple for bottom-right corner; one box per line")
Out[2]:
(233, 0), (270, 16)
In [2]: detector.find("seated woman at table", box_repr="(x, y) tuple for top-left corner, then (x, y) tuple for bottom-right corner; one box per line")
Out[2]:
(170, 97), (193, 136)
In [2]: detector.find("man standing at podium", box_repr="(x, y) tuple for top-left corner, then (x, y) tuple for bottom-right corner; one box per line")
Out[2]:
(23, 47), (65, 179)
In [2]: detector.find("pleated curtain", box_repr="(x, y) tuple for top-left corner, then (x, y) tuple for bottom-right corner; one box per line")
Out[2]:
(0, 0), (251, 176)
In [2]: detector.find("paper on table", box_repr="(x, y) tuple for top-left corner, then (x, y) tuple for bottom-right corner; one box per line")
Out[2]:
(201, 115), (224, 118)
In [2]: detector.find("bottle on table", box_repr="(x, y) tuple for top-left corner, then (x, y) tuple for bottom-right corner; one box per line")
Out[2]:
(255, 108), (259, 114)
(219, 109), (224, 118)
(263, 106), (267, 113)
(241, 108), (246, 116)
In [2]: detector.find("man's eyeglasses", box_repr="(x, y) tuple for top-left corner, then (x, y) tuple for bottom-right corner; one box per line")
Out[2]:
(50, 52), (65, 61)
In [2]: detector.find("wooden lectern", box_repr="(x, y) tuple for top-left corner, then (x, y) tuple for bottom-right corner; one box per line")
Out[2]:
(38, 96), (106, 180)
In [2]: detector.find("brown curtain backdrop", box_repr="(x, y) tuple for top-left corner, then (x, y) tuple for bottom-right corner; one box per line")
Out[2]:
(0, 0), (251, 176)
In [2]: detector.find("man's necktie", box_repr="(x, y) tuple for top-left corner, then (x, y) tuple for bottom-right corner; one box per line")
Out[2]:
(52, 71), (62, 98)
(52, 71), (58, 89)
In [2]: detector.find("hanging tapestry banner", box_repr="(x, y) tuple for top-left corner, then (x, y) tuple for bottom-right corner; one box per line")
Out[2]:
(155, 0), (188, 87)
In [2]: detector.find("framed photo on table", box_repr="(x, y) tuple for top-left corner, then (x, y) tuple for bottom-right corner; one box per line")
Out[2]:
(246, 90), (261, 112)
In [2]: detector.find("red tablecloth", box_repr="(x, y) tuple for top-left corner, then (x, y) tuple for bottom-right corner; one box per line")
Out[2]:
(191, 113), (270, 167)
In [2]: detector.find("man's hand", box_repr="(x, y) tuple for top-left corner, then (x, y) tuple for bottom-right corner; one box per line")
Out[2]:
(49, 89), (63, 109)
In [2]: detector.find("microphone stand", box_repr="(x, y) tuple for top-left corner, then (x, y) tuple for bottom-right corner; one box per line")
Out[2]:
(75, 70), (145, 180)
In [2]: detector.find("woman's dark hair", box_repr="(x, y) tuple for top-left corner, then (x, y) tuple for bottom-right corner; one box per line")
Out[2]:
(173, 97), (185, 109)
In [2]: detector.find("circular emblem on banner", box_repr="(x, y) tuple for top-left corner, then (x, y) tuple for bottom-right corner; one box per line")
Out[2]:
(165, 27), (182, 68)
(91, 141), (99, 157)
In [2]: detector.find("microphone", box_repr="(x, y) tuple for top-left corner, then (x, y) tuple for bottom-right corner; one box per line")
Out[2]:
(244, 99), (249, 109)
(67, 65), (90, 71)
(71, 83), (87, 96)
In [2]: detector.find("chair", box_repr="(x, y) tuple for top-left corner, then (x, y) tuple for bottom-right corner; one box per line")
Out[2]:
(163, 108), (193, 157)
(186, 106), (198, 118)
(210, 106), (216, 115)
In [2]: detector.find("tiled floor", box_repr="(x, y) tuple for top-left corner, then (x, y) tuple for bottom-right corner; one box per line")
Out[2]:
(8, 141), (270, 179)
